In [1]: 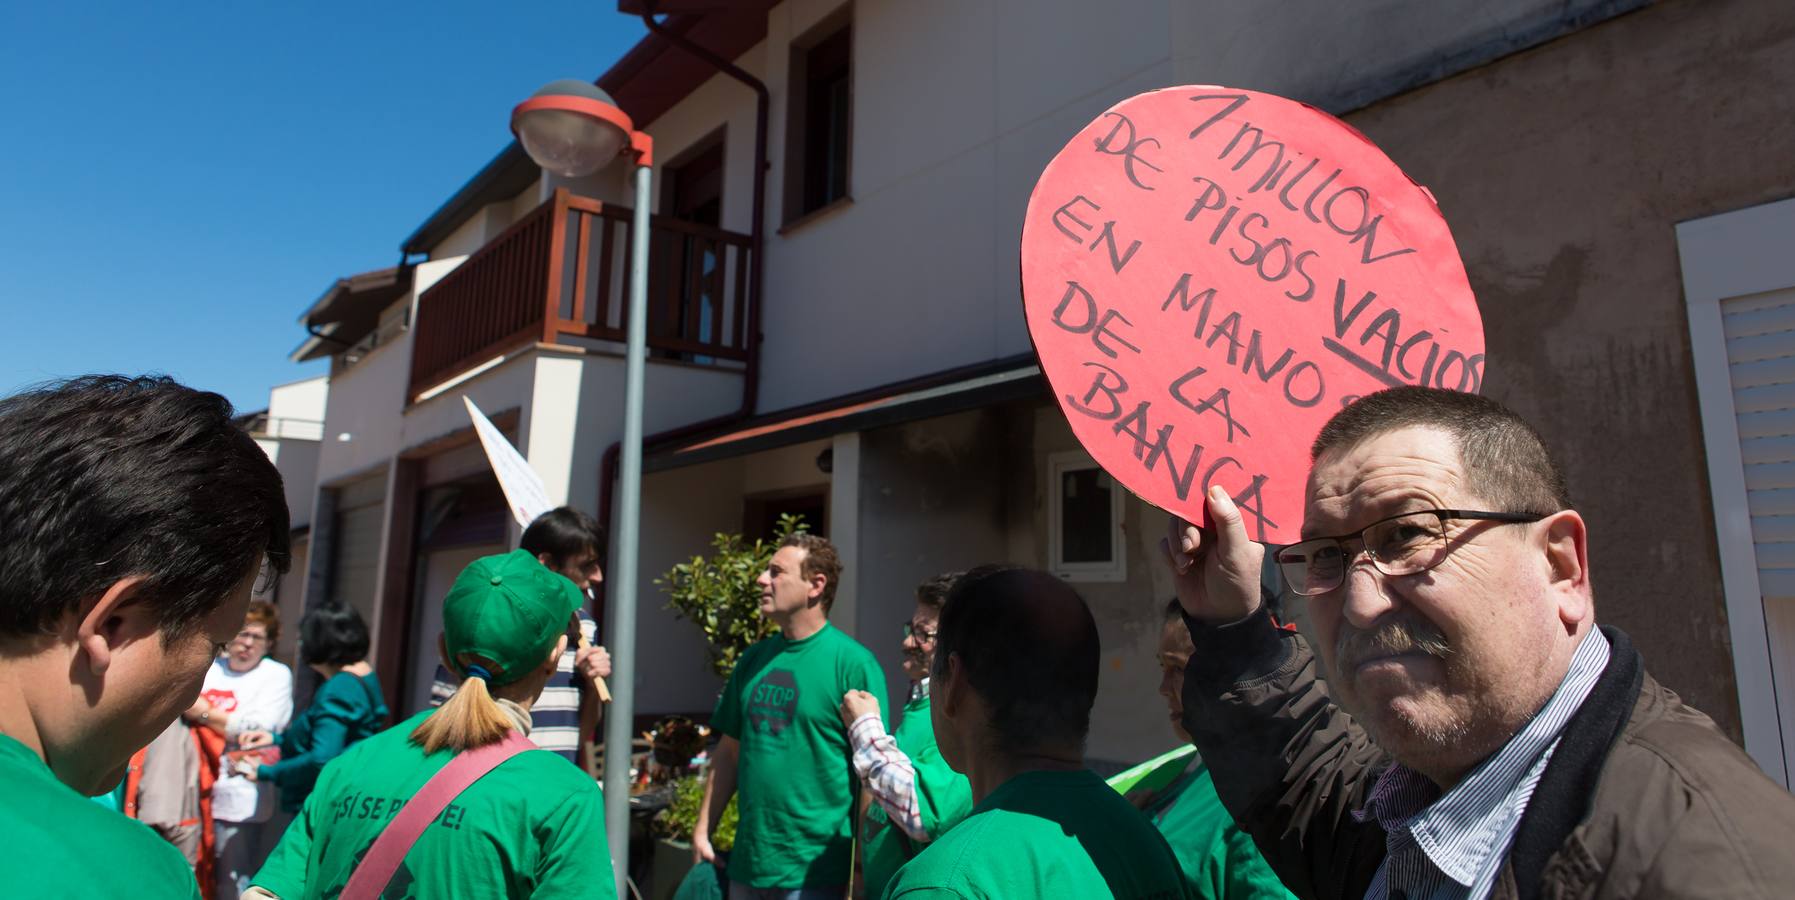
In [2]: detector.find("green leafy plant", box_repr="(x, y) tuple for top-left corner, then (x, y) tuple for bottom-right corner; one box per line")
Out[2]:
(657, 513), (806, 679)
(654, 773), (738, 849)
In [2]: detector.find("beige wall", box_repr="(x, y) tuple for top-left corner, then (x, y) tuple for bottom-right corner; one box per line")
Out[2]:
(315, 320), (410, 487)
(852, 403), (1179, 765)
(730, 0), (1638, 414)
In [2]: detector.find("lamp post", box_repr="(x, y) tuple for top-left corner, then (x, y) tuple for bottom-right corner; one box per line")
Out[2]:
(513, 79), (653, 898)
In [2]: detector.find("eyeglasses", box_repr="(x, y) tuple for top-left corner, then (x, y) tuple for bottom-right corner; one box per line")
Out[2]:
(1273, 508), (1544, 597)
(902, 622), (937, 642)
(232, 630), (269, 645)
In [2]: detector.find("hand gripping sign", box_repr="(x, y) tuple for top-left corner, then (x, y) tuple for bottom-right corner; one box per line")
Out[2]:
(1021, 87), (1484, 544)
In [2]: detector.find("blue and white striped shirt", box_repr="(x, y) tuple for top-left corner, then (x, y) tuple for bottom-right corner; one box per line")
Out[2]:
(1357, 629), (1611, 900)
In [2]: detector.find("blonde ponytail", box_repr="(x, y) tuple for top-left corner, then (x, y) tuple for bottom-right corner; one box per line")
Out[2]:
(410, 661), (514, 754)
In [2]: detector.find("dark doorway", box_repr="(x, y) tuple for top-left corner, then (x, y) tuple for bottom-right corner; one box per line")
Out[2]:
(743, 488), (828, 543)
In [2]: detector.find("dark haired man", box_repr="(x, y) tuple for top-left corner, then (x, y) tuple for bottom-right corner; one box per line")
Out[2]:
(430, 505), (612, 772)
(694, 532), (887, 899)
(0, 375), (290, 897)
(883, 566), (1185, 900)
(842, 572), (974, 900)
(1164, 385), (1795, 899)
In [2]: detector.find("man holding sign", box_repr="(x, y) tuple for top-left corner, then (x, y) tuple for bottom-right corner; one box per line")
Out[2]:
(1163, 387), (1795, 899)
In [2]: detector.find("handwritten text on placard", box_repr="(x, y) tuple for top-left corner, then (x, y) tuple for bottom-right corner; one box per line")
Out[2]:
(1021, 88), (1484, 543)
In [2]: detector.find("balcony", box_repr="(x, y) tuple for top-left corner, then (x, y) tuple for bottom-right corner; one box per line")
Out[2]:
(409, 188), (754, 400)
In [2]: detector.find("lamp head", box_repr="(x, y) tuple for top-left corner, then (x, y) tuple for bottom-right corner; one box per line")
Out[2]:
(512, 79), (634, 178)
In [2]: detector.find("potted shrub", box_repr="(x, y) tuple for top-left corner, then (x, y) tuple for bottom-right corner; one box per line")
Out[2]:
(657, 513), (808, 678)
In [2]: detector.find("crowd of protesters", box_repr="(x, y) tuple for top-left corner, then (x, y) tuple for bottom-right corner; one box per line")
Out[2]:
(4, 373), (1795, 899)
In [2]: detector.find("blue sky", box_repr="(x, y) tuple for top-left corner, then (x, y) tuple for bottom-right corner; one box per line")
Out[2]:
(0, 4), (646, 413)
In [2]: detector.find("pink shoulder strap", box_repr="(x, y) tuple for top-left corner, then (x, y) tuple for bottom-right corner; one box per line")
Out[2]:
(340, 730), (537, 900)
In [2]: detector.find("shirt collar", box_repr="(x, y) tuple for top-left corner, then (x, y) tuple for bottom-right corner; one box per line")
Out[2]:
(1358, 629), (1612, 885)
(496, 698), (534, 736)
(911, 677), (931, 702)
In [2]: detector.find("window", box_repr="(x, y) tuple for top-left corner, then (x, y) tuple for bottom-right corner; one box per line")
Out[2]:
(1048, 451), (1126, 582)
(744, 487), (829, 542)
(783, 14), (852, 224)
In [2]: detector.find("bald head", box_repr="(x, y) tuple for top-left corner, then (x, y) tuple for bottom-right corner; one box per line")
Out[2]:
(932, 565), (1100, 755)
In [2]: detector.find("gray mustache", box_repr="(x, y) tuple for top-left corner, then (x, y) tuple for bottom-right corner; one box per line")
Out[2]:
(1338, 618), (1452, 668)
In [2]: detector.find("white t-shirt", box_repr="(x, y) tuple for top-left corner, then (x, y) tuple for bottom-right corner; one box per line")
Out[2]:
(201, 656), (293, 823)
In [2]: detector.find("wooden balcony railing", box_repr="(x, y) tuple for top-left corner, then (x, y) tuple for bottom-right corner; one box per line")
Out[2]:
(409, 188), (754, 399)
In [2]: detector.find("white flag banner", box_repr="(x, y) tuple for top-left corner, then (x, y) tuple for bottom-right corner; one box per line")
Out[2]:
(464, 396), (553, 529)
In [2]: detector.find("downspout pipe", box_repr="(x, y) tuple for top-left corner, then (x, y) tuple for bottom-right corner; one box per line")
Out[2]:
(595, 0), (770, 617)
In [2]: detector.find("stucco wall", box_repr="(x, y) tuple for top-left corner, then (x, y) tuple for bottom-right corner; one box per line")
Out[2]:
(638, 456), (748, 716)
(857, 409), (1019, 720)
(314, 325), (410, 487)
(739, 0), (1641, 414)
(1330, 0), (1795, 740)
(853, 403), (1180, 764)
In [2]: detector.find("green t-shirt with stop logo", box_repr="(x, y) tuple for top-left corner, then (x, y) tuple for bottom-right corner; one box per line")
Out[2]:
(713, 623), (888, 889)
(250, 708), (614, 899)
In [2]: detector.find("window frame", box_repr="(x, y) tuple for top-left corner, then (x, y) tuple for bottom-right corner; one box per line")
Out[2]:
(1047, 450), (1127, 583)
(781, 9), (854, 228)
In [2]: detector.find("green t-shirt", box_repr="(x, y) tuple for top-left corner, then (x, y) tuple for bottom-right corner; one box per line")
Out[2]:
(883, 768), (1186, 900)
(712, 623), (888, 888)
(0, 734), (199, 898)
(1141, 760), (1294, 900)
(252, 709), (615, 899)
(861, 692), (974, 900)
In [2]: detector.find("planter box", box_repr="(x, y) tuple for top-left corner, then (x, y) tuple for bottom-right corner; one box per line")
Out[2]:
(653, 838), (697, 900)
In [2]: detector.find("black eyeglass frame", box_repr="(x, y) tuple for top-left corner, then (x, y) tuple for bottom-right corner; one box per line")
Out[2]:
(902, 621), (938, 642)
(1273, 508), (1546, 597)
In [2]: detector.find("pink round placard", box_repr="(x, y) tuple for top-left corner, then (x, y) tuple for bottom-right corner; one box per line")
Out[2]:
(1022, 87), (1483, 543)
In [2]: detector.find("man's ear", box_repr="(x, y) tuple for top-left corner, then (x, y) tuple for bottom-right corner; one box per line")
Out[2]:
(536, 552), (557, 570)
(546, 634), (570, 673)
(437, 634), (457, 679)
(76, 575), (152, 677)
(806, 571), (828, 604)
(936, 653), (965, 718)
(1540, 510), (1592, 627)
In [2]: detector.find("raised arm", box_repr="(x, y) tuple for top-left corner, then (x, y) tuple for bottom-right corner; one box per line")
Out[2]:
(1162, 489), (1386, 900)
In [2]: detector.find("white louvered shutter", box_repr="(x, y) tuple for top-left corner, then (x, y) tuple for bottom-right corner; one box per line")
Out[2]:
(1721, 286), (1795, 771)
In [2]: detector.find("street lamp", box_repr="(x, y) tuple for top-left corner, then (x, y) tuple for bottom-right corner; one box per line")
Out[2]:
(514, 78), (653, 898)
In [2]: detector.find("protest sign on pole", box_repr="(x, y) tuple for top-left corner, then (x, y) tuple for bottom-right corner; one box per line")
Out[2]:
(1021, 87), (1485, 543)
(464, 396), (554, 529)
(463, 396), (610, 702)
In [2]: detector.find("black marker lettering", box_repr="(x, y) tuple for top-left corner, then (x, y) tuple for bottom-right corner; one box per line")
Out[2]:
(1186, 93), (1250, 141)
(1093, 112), (1165, 191)
(1051, 195), (1099, 244)
(1065, 362), (1129, 420)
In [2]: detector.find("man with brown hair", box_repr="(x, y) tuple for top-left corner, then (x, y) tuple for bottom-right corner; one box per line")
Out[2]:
(1163, 385), (1795, 899)
(693, 532), (887, 900)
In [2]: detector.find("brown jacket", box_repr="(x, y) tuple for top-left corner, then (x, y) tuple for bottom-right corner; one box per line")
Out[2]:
(1182, 612), (1795, 900)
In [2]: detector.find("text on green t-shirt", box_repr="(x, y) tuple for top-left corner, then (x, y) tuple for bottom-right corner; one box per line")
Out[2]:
(252, 708), (614, 899)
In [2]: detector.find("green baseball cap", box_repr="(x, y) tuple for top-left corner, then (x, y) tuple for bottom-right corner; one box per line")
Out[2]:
(442, 549), (583, 686)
